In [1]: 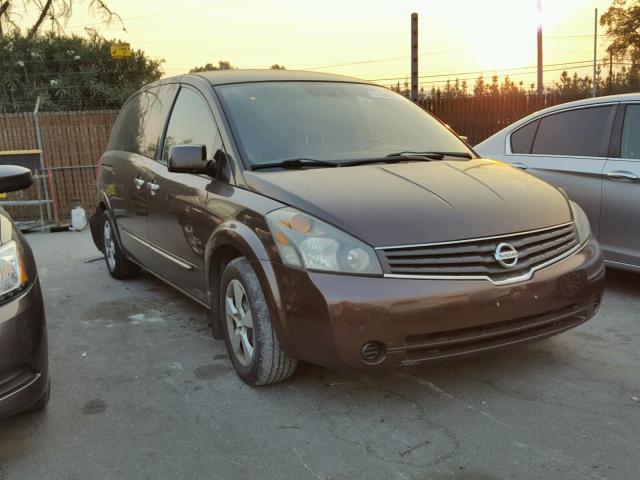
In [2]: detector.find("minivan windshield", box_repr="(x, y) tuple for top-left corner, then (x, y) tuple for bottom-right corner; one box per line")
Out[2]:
(215, 81), (473, 167)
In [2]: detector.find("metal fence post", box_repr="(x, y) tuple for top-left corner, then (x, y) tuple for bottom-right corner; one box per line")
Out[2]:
(32, 97), (52, 222)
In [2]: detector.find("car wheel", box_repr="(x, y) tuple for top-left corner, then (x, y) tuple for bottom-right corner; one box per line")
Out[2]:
(220, 257), (297, 385)
(102, 210), (140, 279)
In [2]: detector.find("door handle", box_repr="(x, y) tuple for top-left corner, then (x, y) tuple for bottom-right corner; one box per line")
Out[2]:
(511, 162), (528, 170)
(133, 177), (145, 189)
(147, 181), (160, 195)
(606, 171), (639, 181)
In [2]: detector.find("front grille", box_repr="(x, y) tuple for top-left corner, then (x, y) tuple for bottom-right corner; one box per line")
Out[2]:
(378, 223), (579, 283)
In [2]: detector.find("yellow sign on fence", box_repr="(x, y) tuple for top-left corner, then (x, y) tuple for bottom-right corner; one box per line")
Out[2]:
(111, 43), (132, 59)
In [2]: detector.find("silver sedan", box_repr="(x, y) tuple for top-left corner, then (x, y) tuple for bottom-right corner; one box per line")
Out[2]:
(476, 93), (640, 273)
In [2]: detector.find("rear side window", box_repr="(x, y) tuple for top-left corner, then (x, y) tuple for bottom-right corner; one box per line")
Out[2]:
(108, 85), (177, 158)
(510, 120), (539, 154)
(108, 93), (142, 153)
(162, 87), (222, 163)
(137, 85), (178, 159)
(532, 106), (616, 157)
(621, 104), (640, 159)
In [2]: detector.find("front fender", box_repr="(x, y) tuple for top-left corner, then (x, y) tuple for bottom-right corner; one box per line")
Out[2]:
(204, 218), (293, 348)
(204, 219), (272, 278)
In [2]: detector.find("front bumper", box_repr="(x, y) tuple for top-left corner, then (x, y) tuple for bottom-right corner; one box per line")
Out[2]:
(260, 238), (605, 369)
(0, 279), (49, 419)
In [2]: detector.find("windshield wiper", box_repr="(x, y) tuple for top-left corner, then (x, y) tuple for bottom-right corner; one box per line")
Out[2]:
(250, 151), (473, 171)
(385, 151), (473, 159)
(250, 158), (338, 171)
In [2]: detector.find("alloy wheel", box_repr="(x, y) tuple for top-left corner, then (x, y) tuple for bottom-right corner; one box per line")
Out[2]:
(103, 220), (116, 272)
(225, 279), (255, 367)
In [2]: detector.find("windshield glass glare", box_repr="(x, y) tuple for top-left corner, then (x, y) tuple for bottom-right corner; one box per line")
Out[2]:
(216, 81), (472, 166)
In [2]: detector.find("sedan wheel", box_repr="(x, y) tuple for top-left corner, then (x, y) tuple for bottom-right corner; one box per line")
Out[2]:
(225, 279), (254, 367)
(103, 219), (117, 272)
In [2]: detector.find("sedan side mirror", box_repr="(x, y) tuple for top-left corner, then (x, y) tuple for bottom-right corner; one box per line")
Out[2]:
(0, 165), (33, 193)
(168, 144), (213, 174)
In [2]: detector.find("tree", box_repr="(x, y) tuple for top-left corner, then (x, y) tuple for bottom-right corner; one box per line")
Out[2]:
(601, 0), (640, 66)
(189, 60), (235, 73)
(601, 0), (640, 90)
(270, 64), (286, 70)
(473, 75), (486, 96)
(0, 31), (163, 113)
(0, 0), (123, 38)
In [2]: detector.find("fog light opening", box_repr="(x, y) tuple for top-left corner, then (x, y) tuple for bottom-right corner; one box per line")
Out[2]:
(361, 341), (386, 365)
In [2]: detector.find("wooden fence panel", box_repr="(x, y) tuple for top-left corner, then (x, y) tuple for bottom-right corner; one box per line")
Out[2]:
(418, 93), (587, 145)
(0, 110), (118, 223)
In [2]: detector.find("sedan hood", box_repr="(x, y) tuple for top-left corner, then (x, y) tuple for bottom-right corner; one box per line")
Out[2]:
(244, 159), (572, 247)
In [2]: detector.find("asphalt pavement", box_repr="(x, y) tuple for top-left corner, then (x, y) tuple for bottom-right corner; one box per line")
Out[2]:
(0, 230), (638, 480)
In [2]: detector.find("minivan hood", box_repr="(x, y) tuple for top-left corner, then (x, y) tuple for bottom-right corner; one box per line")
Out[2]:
(244, 159), (572, 247)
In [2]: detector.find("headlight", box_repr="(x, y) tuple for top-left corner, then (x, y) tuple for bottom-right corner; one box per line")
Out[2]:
(570, 201), (591, 245)
(0, 240), (28, 302)
(266, 207), (382, 275)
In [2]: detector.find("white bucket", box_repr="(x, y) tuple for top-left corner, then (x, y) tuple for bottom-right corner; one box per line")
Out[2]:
(71, 205), (87, 231)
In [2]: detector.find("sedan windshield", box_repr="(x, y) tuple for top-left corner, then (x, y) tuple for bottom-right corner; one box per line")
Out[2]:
(215, 81), (473, 167)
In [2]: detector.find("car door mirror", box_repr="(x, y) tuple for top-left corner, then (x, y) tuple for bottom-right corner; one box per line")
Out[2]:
(0, 165), (33, 193)
(168, 144), (213, 174)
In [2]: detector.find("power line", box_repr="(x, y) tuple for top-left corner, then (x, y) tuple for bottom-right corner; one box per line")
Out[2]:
(414, 63), (634, 87)
(4, 62), (632, 94)
(367, 60), (598, 83)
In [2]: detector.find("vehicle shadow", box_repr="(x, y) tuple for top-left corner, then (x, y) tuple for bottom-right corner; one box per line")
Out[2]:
(603, 266), (640, 298)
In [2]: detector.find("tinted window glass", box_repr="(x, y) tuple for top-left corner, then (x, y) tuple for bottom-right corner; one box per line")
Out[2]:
(137, 85), (177, 159)
(621, 104), (640, 159)
(162, 87), (221, 162)
(216, 82), (472, 166)
(510, 120), (539, 154)
(532, 106), (615, 157)
(107, 85), (177, 158)
(108, 93), (142, 153)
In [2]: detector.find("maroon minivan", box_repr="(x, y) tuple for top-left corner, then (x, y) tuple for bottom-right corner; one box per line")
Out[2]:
(90, 70), (605, 385)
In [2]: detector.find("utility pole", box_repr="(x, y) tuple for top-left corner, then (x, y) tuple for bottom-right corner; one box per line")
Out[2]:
(411, 12), (418, 102)
(537, 0), (543, 95)
(593, 8), (598, 98)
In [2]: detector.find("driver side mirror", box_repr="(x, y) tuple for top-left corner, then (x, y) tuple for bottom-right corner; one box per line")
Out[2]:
(0, 165), (33, 193)
(168, 144), (213, 174)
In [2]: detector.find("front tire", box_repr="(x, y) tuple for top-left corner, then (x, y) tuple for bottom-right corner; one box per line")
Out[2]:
(220, 258), (297, 385)
(102, 210), (140, 279)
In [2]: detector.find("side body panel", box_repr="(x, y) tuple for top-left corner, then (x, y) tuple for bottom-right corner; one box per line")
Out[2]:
(600, 103), (640, 269)
(100, 152), (154, 266)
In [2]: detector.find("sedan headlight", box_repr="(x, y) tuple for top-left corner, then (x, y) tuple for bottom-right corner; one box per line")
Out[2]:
(266, 207), (382, 275)
(0, 240), (28, 302)
(570, 201), (591, 245)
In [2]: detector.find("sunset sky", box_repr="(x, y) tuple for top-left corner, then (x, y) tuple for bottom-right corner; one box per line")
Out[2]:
(49, 0), (616, 89)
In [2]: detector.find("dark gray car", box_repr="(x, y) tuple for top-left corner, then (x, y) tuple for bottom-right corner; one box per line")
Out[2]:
(476, 93), (640, 273)
(0, 165), (49, 418)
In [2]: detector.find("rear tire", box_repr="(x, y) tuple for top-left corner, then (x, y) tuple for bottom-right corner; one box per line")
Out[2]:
(102, 210), (140, 279)
(220, 258), (297, 385)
